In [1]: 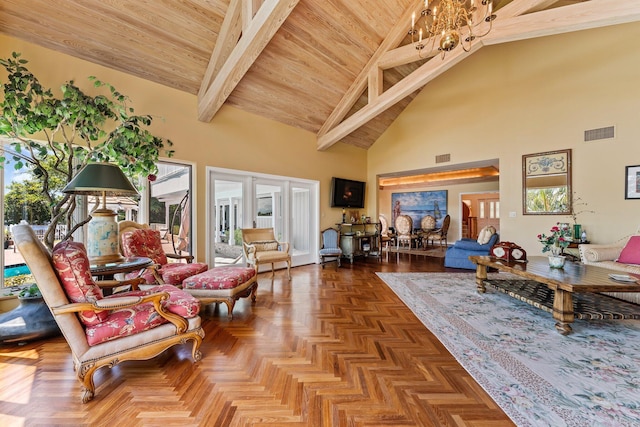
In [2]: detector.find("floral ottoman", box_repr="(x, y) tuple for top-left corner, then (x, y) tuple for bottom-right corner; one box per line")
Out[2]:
(182, 267), (257, 319)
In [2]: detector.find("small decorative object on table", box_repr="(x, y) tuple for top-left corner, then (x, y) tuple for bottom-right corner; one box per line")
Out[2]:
(490, 242), (527, 262)
(538, 223), (572, 268)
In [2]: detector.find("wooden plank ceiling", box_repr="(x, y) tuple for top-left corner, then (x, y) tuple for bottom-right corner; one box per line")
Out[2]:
(1, 0), (638, 151)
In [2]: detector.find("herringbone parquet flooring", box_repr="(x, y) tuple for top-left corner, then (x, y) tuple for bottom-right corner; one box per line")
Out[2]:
(0, 253), (514, 426)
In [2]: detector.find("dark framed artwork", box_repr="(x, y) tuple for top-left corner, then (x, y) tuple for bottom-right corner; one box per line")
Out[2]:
(625, 165), (640, 199)
(391, 190), (448, 228)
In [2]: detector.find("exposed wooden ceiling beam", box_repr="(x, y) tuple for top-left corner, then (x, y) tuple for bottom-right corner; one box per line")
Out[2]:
(486, 0), (640, 45)
(198, 0), (299, 122)
(317, 0), (636, 151)
(375, 0), (561, 70)
(317, 0), (426, 140)
(198, 0), (243, 99)
(317, 0), (554, 151)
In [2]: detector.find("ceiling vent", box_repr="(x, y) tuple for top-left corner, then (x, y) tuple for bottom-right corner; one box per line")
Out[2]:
(584, 126), (615, 142)
(435, 154), (451, 163)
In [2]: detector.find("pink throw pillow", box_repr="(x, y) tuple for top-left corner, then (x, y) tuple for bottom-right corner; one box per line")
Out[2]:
(52, 241), (108, 326)
(616, 236), (640, 265)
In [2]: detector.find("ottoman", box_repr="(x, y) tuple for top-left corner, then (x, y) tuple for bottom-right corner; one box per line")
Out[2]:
(182, 267), (257, 319)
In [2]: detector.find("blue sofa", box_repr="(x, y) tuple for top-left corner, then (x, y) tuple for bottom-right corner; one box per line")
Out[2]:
(444, 233), (500, 270)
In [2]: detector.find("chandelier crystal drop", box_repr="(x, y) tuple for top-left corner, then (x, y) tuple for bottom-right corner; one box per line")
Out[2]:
(409, 0), (496, 59)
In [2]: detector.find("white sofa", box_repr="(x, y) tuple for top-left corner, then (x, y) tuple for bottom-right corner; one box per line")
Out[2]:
(579, 235), (640, 304)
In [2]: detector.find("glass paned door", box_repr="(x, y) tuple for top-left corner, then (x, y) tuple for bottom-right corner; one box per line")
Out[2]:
(210, 174), (245, 266)
(290, 183), (316, 265)
(254, 181), (285, 240)
(208, 167), (318, 270)
(149, 162), (193, 256)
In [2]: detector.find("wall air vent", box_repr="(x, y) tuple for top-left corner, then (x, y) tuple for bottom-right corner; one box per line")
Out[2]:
(435, 154), (451, 163)
(584, 126), (615, 142)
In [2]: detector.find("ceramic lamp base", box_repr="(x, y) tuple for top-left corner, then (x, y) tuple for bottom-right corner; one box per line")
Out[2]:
(87, 209), (123, 265)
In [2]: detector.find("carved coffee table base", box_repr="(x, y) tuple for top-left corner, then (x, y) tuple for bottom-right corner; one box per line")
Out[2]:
(470, 256), (640, 335)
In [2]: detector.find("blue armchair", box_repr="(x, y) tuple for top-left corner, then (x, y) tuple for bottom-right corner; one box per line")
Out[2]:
(319, 228), (342, 270)
(444, 233), (499, 270)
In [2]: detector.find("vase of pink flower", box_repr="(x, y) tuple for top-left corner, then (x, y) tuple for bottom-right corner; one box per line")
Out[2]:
(538, 223), (572, 268)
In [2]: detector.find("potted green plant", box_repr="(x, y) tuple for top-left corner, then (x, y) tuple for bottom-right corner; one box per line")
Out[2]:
(18, 283), (41, 299)
(0, 283), (59, 343)
(0, 52), (174, 249)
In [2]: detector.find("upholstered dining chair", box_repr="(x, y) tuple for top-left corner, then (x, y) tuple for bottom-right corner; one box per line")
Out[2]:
(13, 224), (204, 403)
(395, 215), (418, 250)
(119, 221), (208, 286)
(379, 214), (395, 248)
(319, 227), (342, 270)
(241, 228), (291, 279)
(418, 215), (436, 236)
(425, 215), (451, 247)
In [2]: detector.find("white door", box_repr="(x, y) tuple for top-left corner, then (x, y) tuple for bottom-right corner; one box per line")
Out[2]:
(208, 167), (319, 270)
(290, 182), (316, 265)
(253, 179), (285, 239)
(478, 196), (500, 233)
(208, 172), (245, 267)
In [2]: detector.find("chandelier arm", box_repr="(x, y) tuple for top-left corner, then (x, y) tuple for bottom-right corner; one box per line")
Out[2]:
(407, 0), (495, 60)
(474, 17), (494, 39)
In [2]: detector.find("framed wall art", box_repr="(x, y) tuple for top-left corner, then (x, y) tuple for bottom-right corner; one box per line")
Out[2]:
(522, 149), (572, 215)
(625, 165), (640, 199)
(391, 190), (448, 228)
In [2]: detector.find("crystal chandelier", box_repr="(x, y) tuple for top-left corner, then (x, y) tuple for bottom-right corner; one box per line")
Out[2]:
(409, 0), (496, 58)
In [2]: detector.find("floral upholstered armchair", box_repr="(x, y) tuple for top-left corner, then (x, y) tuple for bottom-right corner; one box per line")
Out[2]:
(119, 221), (208, 286)
(241, 227), (291, 279)
(13, 224), (204, 403)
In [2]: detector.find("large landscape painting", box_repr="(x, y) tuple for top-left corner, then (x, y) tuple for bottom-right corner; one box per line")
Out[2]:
(391, 190), (448, 228)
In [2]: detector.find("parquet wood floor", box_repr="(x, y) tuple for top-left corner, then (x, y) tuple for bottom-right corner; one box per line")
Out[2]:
(0, 253), (515, 426)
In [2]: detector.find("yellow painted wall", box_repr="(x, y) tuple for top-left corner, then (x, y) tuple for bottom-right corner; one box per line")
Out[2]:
(0, 35), (368, 260)
(369, 22), (640, 255)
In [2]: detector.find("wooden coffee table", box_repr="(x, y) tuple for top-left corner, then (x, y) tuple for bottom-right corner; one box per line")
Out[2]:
(469, 255), (640, 335)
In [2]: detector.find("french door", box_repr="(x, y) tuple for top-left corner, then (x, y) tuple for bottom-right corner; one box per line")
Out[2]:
(207, 168), (318, 269)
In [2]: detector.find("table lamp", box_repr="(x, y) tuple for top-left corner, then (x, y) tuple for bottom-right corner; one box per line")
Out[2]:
(63, 162), (139, 265)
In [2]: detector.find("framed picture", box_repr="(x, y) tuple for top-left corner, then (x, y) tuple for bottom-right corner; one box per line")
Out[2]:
(625, 165), (640, 199)
(522, 149), (571, 215)
(391, 190), (448, 228)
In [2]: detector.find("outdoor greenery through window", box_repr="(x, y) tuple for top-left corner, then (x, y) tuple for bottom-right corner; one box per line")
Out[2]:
(2, 146), (194, 290)
(525, 187), (568, 213)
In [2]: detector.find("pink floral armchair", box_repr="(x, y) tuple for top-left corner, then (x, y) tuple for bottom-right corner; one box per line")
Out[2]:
(13, 225), (204, 403)
(119, 221), (208, 286)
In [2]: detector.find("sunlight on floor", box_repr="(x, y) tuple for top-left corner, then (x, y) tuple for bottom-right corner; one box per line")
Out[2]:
(0, 414), (25, 427)
(0, 362), (36, 404)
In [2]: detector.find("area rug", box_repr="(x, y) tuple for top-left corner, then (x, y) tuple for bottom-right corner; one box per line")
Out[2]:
(376, 272), (640, 427)
(383, 245), (448, 258)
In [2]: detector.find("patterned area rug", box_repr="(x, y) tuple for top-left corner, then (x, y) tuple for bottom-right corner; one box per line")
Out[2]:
(376, 272), (640, 427)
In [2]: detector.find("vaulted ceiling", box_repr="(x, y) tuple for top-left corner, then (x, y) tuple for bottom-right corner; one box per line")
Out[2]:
(1, 0), (638, 151)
